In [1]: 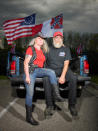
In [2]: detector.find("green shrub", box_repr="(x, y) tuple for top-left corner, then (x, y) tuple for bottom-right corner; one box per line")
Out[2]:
(91, 75), (98, 84)
(0, 75), (8, 79)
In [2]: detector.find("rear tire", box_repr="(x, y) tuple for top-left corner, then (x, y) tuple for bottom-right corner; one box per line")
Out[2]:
(77, 88), (82, 97)
(11, 86), (17, 97)
(16, 89), (26, 98)
(11, 81), (26, 98)
(11, 81), (17, 97)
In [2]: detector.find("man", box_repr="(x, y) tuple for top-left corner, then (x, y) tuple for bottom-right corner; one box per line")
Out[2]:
(44, 31), (78, 118)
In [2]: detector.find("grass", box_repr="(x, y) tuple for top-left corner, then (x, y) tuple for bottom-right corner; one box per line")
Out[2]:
(91, 75), (98, 84)
(0, 75), (8, 80)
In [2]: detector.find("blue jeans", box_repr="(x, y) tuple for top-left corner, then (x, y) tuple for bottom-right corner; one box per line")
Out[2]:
(24, 68), (57, 106)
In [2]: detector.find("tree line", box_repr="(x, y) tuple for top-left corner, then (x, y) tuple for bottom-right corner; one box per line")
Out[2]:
(2, 31), (98, 52)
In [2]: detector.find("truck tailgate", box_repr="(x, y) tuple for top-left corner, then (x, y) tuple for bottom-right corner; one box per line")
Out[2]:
(8, 74), (91, 83)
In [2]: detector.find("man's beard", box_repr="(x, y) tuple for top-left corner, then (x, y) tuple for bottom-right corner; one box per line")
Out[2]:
(53, 40), (63, 48)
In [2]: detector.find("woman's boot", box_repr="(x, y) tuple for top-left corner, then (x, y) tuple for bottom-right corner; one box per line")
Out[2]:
(52, 84), (65, 102)
(26, 105), (39, 125)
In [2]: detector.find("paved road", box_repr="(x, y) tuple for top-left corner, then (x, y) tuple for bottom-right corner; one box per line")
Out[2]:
(0, 80), (98, 131)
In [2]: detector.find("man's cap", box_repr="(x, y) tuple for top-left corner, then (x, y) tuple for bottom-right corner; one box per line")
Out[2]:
(53, 31), (63, 37)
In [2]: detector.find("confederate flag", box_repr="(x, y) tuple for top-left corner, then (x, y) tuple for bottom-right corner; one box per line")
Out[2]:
(32, 14), (63, 38)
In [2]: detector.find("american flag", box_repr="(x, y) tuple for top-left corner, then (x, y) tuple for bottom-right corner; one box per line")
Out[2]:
(3, 14), (36, 45)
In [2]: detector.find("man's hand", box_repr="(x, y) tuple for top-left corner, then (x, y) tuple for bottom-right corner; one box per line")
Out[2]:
(58, 76), (66, 84)
(58, 60), (69, 84)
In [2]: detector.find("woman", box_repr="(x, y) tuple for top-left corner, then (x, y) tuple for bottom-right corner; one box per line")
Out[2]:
(24, 35), (64, 126)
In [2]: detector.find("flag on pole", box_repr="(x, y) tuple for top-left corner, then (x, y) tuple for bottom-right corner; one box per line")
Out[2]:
(3, 14), (36, 45)
(76, 44), (83, 55)
(32, 14), (63, 38)
(10, 44), (16, 54)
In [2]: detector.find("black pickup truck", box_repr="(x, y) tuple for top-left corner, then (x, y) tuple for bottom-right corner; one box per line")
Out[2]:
(7, 50), (91, 97)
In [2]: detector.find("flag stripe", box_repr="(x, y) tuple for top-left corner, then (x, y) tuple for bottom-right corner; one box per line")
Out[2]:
(4, 25), (35, 32)
(3, 18), (24, 27)
(7, 32), (32, 42)
(6, 29), (32, 36)
(4, 23), (21, 29)
(5, 27), (32, 33)
(7, 33), (32, 45)
(4, 21), (24, 28)
(6, 30), (32, 39)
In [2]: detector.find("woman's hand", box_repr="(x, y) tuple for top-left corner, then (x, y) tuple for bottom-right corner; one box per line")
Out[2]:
(24, 54), (32, 84)
(26, 76), (30, 84)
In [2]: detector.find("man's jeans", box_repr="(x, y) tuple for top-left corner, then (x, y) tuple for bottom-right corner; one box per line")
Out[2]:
(24, 68), (57, 106)
(43, 68), (77, 107)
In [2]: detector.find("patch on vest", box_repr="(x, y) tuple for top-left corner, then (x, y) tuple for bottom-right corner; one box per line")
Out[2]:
(59, 52), (65, 57)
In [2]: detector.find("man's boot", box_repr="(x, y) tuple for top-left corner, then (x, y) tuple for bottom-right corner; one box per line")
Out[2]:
(44, 106), (54, 119)
(68, 105), (79, 119)
(26, 105), (39, 125)
(52, 84), (65, 102)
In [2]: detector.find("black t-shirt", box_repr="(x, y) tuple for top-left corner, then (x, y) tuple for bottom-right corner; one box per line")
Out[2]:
(46, 46), (72, 71)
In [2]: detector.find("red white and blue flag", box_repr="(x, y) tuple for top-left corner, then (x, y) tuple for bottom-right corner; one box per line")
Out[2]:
(32, 14), (63, 37)
(76, 44), (83, 55)
(3, 14), (36, 45)
(10, 44), (16, 54)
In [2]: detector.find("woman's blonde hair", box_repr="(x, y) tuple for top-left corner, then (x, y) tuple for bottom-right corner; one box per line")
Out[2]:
(28, 37), (49, 53)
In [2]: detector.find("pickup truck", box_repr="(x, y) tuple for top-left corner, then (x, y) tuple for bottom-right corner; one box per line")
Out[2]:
(6, 49), (91, 97)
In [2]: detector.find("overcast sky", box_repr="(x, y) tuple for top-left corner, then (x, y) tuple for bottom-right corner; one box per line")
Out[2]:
(0, 0), (98, 33)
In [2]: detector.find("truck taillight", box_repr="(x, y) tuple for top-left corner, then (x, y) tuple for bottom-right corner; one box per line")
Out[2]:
(84, 60), (89, 74)
(10, 61), (16, 74)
